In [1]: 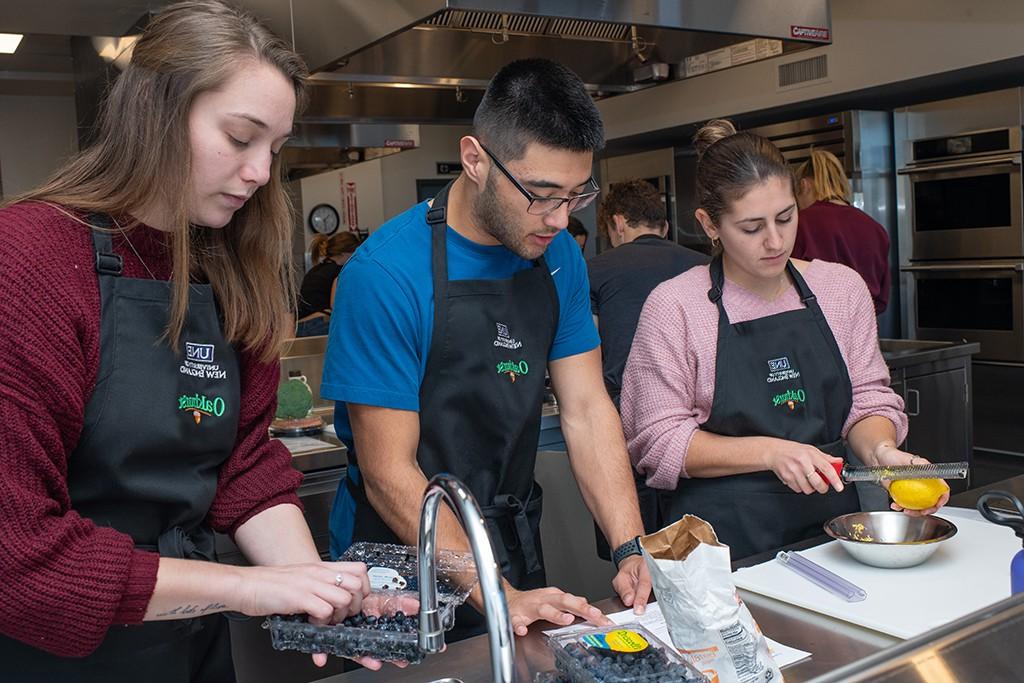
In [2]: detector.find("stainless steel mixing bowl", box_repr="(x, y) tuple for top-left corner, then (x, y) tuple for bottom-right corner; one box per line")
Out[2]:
(824, 511), (958, 569)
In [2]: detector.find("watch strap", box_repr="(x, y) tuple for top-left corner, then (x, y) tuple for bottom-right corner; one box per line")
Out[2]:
(612, 535), (643, 569)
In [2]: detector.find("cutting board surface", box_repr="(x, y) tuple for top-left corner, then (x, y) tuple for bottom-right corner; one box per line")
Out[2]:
(732, 510), (1019, 639)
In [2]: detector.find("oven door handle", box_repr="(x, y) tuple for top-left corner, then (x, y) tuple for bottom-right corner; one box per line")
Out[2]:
(898, 155), (1021, 174)
(901, 263), (1024, 272)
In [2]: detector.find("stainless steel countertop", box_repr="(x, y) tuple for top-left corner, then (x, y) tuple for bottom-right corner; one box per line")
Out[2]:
(318, 476), (1024, 683)
(317, 591), (896, 683)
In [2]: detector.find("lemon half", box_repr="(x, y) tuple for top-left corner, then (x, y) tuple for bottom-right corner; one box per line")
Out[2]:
(889, 478), (950, 510)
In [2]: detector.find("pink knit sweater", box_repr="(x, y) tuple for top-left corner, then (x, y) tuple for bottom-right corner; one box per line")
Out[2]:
(620, 259), (908, 490)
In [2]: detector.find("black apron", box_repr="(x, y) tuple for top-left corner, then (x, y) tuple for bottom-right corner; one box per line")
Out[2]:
(664, 256), (860, 561)
(344, 183), (559, 639)
(0, 223), (241, 682)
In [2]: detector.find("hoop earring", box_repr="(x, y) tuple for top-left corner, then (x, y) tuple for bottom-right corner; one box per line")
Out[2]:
(711, 237), (720, 249)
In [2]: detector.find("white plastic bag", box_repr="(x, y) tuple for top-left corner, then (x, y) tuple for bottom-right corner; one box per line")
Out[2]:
(641, 515), (783, 683)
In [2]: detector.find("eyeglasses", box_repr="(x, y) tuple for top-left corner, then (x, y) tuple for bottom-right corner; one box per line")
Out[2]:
(481, 144), (600, 216)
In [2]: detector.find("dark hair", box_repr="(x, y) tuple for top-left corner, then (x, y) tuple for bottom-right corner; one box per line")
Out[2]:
(474, 58), (604, 161)
(598, 179), (666, 233)
(693, 119), (792, 224)
(566, 216), (588, 238)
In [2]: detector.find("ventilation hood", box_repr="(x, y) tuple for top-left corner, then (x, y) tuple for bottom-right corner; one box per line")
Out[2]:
(240, 0), (830, 176)
(254, 1), (831, 94)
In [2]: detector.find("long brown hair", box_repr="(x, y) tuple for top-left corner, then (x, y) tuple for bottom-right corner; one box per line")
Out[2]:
(10, 0), (307, 362)
(795, 149), (851, 204)
(693, 119), (792, 225)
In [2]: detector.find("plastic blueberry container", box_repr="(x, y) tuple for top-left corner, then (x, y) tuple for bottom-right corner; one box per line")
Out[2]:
(547, 623), (709, 683)
(263, 542), (478, 663)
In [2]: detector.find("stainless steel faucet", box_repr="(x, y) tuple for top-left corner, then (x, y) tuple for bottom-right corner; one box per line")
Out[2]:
(418, 473), (515, 683)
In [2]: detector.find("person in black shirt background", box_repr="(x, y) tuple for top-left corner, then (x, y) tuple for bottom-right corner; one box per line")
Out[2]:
(296, 231), (360, 337)
(567, 215), (589, 252)
(588, 179), (707, 557)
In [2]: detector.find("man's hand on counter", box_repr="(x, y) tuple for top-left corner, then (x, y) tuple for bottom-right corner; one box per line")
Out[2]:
(611, 555), (652, 615)
(506, 586), (612, 636)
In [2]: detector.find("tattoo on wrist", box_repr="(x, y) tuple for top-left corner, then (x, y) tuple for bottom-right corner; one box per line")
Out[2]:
(155, 602), (227, 618)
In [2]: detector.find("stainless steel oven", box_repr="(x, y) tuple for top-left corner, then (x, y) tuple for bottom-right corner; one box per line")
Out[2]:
(904, 261), (1024, 362)
(899, 128), (1023, 261)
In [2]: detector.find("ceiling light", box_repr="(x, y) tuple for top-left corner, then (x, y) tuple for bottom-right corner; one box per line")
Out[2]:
(0, 33), (23, 54)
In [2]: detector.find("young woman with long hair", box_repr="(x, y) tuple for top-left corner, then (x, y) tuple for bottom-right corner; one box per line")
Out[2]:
(0, 2), (381, 679)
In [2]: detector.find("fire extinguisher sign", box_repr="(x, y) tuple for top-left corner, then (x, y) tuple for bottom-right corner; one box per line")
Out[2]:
(342, 180), (359, 231)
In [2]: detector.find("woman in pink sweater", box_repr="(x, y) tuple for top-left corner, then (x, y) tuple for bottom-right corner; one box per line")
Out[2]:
(620, 120), (947, 560)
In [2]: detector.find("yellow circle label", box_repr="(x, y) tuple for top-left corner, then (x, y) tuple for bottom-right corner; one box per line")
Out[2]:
(581, 629), (649, 653)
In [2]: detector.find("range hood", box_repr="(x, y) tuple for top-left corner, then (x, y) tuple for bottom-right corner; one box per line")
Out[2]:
(0, 1), (831, 179)
(243, 0), (830, 177)
(255, 0), (831, 92)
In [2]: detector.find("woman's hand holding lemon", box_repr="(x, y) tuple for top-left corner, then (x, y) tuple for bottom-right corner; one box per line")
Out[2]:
(873, 445), (951, 516)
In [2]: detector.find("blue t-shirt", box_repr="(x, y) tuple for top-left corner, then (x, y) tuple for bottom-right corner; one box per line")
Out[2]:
(321, 200), (599, 450)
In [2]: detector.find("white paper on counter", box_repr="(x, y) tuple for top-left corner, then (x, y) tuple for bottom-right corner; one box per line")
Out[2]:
(733, 512), (1018, 639)
(274, 435), (334, 454)
(543, 602), (811, 669)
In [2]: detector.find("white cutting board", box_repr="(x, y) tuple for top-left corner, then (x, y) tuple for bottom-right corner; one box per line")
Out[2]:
(732, 510), (1019, 639)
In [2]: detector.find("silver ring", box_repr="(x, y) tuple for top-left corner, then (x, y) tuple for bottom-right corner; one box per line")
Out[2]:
(805, 471), (816, 479)
(334, 573), (344, 587)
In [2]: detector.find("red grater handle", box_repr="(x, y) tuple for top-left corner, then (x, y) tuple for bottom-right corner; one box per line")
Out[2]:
(830, 461), (845, 480)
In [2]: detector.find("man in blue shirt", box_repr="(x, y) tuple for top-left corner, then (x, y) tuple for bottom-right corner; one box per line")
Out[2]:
(323, 59), (651, 640)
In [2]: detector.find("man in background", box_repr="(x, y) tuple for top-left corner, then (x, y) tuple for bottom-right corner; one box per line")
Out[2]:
(588, 179), (707, 557)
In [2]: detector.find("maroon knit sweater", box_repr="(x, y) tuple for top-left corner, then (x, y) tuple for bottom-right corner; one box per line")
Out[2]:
(792, 200), (891, 314)
(0, 201), (303, 657)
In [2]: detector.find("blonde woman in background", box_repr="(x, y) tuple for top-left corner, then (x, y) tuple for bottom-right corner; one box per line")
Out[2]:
(296, 231), (361, 337)
(792, 149), (891, 314)
(0, 2), (383, 679)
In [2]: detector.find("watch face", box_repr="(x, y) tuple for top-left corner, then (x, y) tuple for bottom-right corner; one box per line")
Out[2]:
(309, 204), (340, 235)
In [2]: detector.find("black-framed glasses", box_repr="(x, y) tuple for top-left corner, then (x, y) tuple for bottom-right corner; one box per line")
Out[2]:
(481, 144), (600, 216)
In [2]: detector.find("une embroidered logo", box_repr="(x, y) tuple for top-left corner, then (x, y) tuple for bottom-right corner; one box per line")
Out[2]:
(178, 393), (226, 424)
(493, 322), (523, 350)
(185, 342), (215, 364)
(767, 356), (801, 384)
(496, 360), (529, 383)
(180, 342), (227, 380)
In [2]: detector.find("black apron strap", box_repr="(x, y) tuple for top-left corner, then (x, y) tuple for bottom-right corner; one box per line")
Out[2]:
(482, 484), (544, 575)
(90, 227), (124, 277)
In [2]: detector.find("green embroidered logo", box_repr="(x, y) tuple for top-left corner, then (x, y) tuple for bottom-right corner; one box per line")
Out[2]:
(772, 389), (806, 411)
(178, 393), (226, 424)
(496, 360), (529, 383)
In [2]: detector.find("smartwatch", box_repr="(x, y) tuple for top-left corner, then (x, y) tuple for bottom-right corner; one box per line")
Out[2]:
(612, 536), (643, 569)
